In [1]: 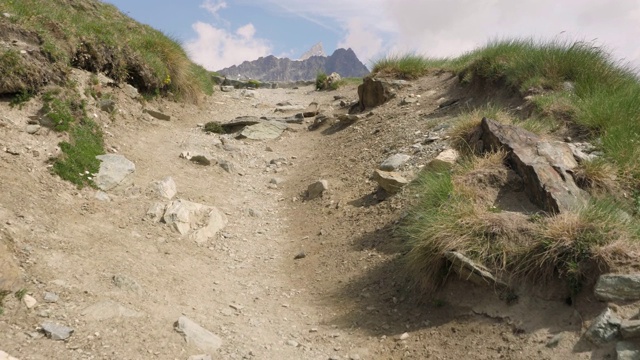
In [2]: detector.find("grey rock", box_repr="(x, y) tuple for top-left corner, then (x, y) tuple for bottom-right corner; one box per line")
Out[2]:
(248, 209), (262, 218)
(95, 154), (136, 191)
(81, 300), (143, 320)
(585, 308), (621, 345)
(337, 114), (362, 123)
(123, 84), (139, 99)
(25, 124), (41, 134)
(220, 116), (261, 132)
(286, 339), (299, 347)
(144, 109), (171, 121)
(146, 202), (166, 223)
(595, 274), (640, 302)
(294, 252), (306, 260)
(112, 274), (143, 293)
(98, 99), (116, 113)
(219, 160), (235, 173)
(95, 191), (111, 202)
(41, 322), (74, 340)
(43, 292), (59, 303)
(617, 341), (640, 360)
(372, 169), (408, 194)
(303, 102), (319, 117)
(621, 320), (640, 339)
(380, 154), (411, 171)
(307, 180), (329, 199)
(270, 177), (284, 185)
(445, 251), (509, 289)
(240, 89), (256, 98)
(220, 85), (234, 92)
(150, 176), (177, 199)
(174, 316), (223, 353)
(568, 142), (598, 163)
(162, 199), (228, 244)
(480, 117), (588, 214)
(237, 121), (287, 140)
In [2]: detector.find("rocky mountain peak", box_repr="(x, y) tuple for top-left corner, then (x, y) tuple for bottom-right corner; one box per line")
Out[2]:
(299, 42), (326, 60)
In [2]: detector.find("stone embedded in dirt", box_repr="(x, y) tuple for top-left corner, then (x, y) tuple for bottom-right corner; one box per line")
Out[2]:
(372, 169), (408, 194)
(112, 274), (143, 293)
(123, 84), (139, 99)
(25, 124), (40, 134)
(444, 251), (509, 289)
(594, 274), (640, 302)
(162, 199), (228, 245)
(240, 89), (255, 98)
(275, 104), (305, 113)
(337, 114), (362, 123)
(585, 308), (621, 345)
(0, 241), (21, 294)
(43, 292), (58, 303)
(546, 333), (564, 348)
(99, 99), (116, 113)
(355, 77), (402, 111)
(621, 320), (640, 339)
(144, 109), (171, 121)
(303, 102), (320, 117)
(219, 159), (235, 173)
(174, 316), (223, 353)
(81, 300), (143, 320)
(150, 176), (177, 199)
(237, 121), (287, 140)
(380, 154), (411, 171)
(307, 180), (329, 200)
(95, 154), (136, 191)
(41, 322), (74, 341)
(22, 294), (37, 309)
(221, 116), (261, 132)
(428, 149), (460, 170)
(480, 117), (588, 214)
(294, 251), (306, 260)
(0, 350), (19, 360)
(220, 85), (234, 92)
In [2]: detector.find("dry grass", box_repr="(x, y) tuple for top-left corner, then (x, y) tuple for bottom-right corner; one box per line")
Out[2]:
(573, 159), (618, 192)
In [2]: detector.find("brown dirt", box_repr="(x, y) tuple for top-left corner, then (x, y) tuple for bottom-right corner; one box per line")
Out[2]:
(0, 70), (615, 359)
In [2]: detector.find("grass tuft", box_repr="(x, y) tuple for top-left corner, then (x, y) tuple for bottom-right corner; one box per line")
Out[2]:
(371, 54), (447, 79)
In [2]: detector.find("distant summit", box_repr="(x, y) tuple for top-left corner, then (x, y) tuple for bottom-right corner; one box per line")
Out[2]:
(217, 48), (369, 82)
(299, 42), (326, 60)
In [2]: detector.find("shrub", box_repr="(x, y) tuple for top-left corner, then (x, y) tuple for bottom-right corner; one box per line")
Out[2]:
(203, 121), (225, 134)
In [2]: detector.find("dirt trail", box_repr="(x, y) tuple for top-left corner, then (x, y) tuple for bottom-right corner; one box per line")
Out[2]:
(0, 76), (595, 359)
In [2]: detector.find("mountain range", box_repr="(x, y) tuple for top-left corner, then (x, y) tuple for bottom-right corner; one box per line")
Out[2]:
(217, 47), (370, 82)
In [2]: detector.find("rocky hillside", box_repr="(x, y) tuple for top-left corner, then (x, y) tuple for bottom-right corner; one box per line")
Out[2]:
(217, 48), (370, 81)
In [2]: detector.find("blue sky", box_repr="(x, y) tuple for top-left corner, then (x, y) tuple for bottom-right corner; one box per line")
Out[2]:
(104, 0), (640, 72)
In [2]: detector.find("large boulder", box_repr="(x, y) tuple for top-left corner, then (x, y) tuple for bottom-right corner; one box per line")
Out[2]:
(479, 118), (588, 214)
(355, 77), (408, 111)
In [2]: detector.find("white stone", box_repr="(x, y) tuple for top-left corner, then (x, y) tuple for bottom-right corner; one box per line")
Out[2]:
(175, 316), (222, 352)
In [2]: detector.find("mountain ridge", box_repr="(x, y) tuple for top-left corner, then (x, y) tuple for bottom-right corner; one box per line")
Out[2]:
(217, 48), (369, 82)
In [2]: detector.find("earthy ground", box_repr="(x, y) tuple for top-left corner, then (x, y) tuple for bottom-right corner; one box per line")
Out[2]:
(0, 71), (615, 359)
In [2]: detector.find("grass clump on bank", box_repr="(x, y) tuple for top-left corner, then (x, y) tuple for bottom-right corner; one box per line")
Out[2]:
(0, 0), (212, 102)
(394, 39), (640, 295)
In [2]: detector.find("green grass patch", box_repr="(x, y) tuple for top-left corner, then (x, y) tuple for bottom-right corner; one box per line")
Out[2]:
(371, 54), (448, 79)
(53, 118), (104, 188)
(0, 0), (213, 102)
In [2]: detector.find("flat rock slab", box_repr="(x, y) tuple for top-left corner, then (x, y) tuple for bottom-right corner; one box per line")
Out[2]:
(221, 116), (261, 132)
(621, 320), (640, 339)
(95, 154), (136, 191)
(81, 301), (143, 321)
(41, 322), (74, 340)
(237, 121), (287, 140)
(175, 316), (222, 353)
(480, 117), (588, 213)
(275, 105), (305, 112)
(595, 274), (640, 302)
(144, 109), (171, 121)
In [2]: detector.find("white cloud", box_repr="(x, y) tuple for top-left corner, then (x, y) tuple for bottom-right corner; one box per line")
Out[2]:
(265, 0), (640, 69)
(185, 21), (271, 70)
(200, 0), (227, 16)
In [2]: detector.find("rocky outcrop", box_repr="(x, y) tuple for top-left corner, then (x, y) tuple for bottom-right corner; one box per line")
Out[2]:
(594, 274), (640, 301)
(478, 117), (588, 214)
(217, 48), (369, 82)
(354, 78), (409, 112)
(300, 42), (326, 60)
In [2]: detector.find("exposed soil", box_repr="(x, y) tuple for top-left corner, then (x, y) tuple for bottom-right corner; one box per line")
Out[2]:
(0, 71), (617, 359)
